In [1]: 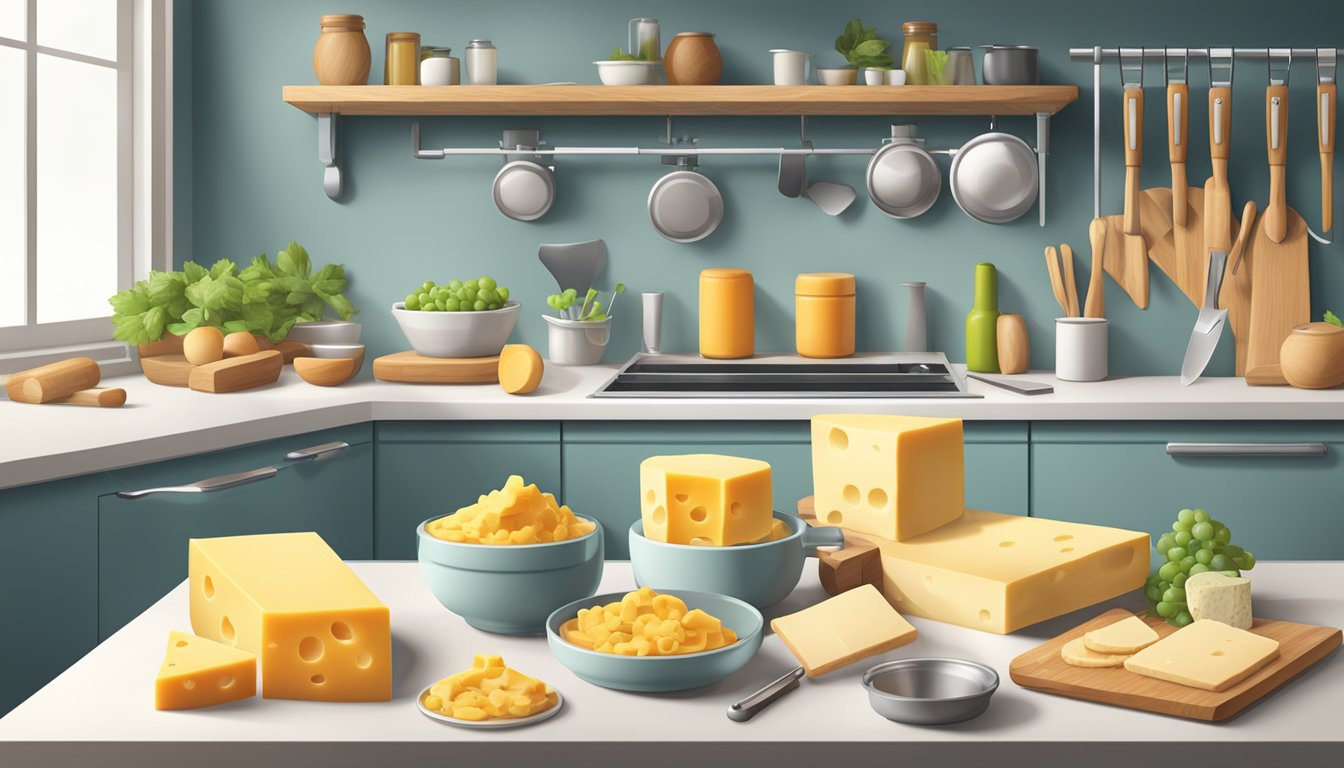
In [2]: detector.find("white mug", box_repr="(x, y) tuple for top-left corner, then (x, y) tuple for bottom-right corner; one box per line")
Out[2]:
(1055, 318), (1108, 381)
(770, 49), (812, 86)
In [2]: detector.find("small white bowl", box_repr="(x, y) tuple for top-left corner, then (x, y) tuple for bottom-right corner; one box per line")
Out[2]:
(284, 320), (362, 345)
(392, 301), (521, 359)
(864, 69), (887, 86)
(305, 343), (366, 375)
(886, 69), (908, 86)
(594, 60), (659, 86)
(817, 67), (857, 86)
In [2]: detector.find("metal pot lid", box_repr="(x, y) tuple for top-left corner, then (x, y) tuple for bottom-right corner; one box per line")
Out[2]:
(866, 142), (941, 219)
(492, 161), (554, 222)
(948, 132), (1038, 224)
(648, 170), (723, 243)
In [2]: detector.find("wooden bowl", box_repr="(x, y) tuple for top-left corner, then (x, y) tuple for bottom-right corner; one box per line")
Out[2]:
(294, 356), (356, 387)
(1280, 322), (1344, 389)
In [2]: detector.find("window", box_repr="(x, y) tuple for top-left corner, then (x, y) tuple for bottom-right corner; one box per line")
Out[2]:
(0, 0), (168, 364)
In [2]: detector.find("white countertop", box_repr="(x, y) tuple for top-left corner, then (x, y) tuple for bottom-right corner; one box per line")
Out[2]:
(0, 561), (1339, 768)
(2, 361), (1343, 491)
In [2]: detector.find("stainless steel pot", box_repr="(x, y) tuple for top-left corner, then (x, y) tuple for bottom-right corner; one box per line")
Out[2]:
(862, 657), (999, 725)
(648, 169), (723, 243)
(492, 160), (555, 221)
(865, 124), (941, 219)
(948, 131), (1039, 223)
(981, 45), (1039, 85)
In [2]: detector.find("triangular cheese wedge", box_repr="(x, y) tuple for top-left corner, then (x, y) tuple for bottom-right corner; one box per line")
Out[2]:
(155, 630), (256, 710)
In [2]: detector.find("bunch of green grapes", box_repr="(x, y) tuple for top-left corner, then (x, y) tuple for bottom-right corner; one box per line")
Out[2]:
(1145, 507), (1257, 627)
(404, 277), (510, 312)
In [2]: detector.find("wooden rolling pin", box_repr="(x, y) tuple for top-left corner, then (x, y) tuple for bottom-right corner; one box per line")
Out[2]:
(50, 388), (128, 407)
(5, 357), (101, 403)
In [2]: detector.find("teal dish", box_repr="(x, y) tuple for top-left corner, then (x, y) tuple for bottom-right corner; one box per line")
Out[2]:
(416, 515), (603, 635)
(546, 590), (763, 692)
(628, 512), (844, 608)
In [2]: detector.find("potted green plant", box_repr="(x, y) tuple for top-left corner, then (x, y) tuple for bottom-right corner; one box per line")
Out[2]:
(819, 18), (892, 86)
(542, 283), (625, 365)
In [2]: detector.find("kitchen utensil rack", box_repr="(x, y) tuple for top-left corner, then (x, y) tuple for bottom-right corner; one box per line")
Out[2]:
(282, 84), (1076, 224)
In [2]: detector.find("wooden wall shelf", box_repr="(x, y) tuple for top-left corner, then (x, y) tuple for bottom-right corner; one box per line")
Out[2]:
(282, 84), (1078, 117)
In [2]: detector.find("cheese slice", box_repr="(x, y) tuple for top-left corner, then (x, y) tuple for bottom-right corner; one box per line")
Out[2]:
(1083, 615), (1160, 654)
(811, 414), (965, 541)
(640, 454), (773, 546)
(155, 630), (257, 710)
(856, 509), (1149, 634)
(189, 532), (392, 702)
(1186, 572), (1253, 630)
(1124, 619), (1280, 692)
(770, 584), (917, 678)
(1060, 637), (1129, 668)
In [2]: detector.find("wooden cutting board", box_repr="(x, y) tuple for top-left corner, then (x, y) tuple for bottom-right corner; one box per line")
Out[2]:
(139, 354), (194, 387)
(1010, 607), (1340, 721)
(188, 350), (283, 393)
(372, 351), (500, 384)
(1246, 208), (1311, 372)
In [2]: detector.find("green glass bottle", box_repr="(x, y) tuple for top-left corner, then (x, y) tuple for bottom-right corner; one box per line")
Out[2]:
(966, 262), (1000, 373)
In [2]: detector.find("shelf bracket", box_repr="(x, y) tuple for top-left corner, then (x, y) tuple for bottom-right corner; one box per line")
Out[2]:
(318, 113), (341, 200)
(1036, 112), (1050, 227)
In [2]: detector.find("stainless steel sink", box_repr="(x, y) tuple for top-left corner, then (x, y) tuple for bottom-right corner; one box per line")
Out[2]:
(592, 353), (979, 398)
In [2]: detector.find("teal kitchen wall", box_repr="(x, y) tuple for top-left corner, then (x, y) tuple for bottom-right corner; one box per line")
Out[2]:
(177, 0), (1343, 376)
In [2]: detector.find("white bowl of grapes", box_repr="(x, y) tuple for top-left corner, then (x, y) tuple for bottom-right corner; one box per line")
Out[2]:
(393, 276), (520, 359)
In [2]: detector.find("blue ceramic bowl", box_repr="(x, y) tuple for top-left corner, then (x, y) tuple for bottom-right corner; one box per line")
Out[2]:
(416, 515), (603, 635)
(628, 512), (845, 609)
(546, 589), (763, 692)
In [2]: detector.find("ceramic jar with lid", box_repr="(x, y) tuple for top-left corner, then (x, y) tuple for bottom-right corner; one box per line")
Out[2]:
(664, 32), (722, 85)
(900, 21), (938, 85)
(420, 46), (460, 85)
(466, 39), (498, 85)
(313, 14), (371, 85)
(795, 273), (856, 358)
(699, 268), (754, 359)
(385, 32), (421, 85)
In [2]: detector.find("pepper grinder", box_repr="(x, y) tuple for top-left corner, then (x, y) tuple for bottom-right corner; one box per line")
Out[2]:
(900, 281), (927, 352)
(642, 291), (664, 354)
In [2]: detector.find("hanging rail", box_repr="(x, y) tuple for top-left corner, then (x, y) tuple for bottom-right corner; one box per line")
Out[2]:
(1070, 48), (1343, 62)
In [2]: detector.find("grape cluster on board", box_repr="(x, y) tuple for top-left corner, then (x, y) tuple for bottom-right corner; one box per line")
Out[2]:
(1145, 507), (1257, 627)
(404, 277), (510, 312)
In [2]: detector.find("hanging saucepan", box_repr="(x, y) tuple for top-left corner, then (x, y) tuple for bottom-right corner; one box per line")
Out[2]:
(648, 167), (724, 243)
(492, 160), (555, 221)
(865, 125), (941, 219)
(948, 132), (1039, 224)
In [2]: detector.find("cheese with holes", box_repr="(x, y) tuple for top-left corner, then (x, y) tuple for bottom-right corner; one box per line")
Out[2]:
(155, 630), (256, 710)
(640, 454), (772, 546)
(852, 510), (1148, 634)
(188, 532), (391, 702)
(1186, 572), (1253, 630)
(771, 584), (917, 677)
(811, 414), (964, 541)
(1083, 614), (1160, 654)
(1124, 619), (1279, 691)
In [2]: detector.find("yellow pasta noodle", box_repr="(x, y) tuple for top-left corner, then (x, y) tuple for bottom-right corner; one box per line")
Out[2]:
(560, 587), (738, 657)
(426, 475), (596, 545)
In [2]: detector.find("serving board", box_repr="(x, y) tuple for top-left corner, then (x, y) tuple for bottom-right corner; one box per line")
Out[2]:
(1010, 607), (1341, 721)
(372, 351), (500, 384)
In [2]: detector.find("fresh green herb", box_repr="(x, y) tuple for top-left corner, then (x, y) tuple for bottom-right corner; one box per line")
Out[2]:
(924, 49), (949, 84)
(547, 283), (626, 321)
(606, 46), (656, 63)
(1325, 310), (1343, 327)
(108, 241), (357, 346)
(834, 18), (893, 69)
(608, 47), (638, 62)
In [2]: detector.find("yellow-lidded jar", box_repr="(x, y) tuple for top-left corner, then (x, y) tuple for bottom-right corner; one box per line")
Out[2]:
(795, 272), (855, 358)
(385, 32), (421, 85)
(699, 268), (754, 359)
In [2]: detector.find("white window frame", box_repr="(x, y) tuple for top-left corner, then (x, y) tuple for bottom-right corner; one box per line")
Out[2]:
(0, 0), (171, 375)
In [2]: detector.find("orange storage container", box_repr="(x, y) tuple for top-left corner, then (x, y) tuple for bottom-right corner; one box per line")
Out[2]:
(699, 268), (754, 359)
(795, 272), (855, 358)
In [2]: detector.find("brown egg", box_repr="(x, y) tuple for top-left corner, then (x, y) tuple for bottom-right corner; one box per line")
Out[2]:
(183, 327), (225, 365)
(223, 331), (261, 358)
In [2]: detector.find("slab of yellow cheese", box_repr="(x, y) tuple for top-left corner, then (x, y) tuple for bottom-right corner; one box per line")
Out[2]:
(188, 532), (392, 702)
(1186, 572), (1253, 630)
(770, 584), (918, 678)
(1083, 615), (1160, 654)
(1060, 637), (1130, 668)
(1123, 619), (1280, 692)
(155, 630), (257, 710)
(640, 454), (772, 546)
(855, 509), (1149, 634)
(811, 414), (964, 541)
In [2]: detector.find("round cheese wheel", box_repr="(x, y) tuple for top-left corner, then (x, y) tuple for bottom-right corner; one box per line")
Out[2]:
(498, 344), (543, 395)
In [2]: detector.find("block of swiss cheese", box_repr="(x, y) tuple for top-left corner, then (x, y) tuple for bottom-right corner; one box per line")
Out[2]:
(811, 414), (964, 541)
(640, 454), (773, 546)
(851, 510), (1150, 634)
(188, 532), (391, 701)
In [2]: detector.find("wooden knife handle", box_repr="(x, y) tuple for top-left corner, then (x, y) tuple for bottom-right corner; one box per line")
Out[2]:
(1266, 85), (1289, 242)
(1321, 82), (1336, 233)
(1124, 166), (1141, 234)
(1124, 86), (1144, 167)
(1167, 83), (1189, 163)
(1209, 86), (1233, 162)
(1085, 218), (1106, 318)
(51, 388), (127, 407)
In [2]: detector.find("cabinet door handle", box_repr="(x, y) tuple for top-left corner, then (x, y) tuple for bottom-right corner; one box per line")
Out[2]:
(1165, 442), (1328, 457)
(285, 441), (349, 462)
(115, 466), (279, 499)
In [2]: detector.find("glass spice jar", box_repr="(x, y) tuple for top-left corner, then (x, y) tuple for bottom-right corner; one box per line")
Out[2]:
(384, 32), (421, 85)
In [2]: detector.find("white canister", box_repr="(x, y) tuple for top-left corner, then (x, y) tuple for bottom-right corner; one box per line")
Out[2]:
(1055, 318), (1108, 381)
(886, 69), (907, 85)
(770, 49), (811, 86)
(466, 38), (497, 85)
(864, 68), (887, 86)
(420, 47), (460, 85)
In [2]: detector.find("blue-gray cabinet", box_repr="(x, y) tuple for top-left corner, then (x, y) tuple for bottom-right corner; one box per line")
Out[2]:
(374, 422), (562, 559)
(562, 421), (1029, 558)
(96, 425), (374, 640)
(1032, 422), (1344, 559)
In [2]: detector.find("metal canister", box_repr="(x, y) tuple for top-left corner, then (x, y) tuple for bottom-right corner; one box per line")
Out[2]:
(699, 268), (754, 359)
(795, 273), (856, 358)
(466, 38), (498, 85)
(384, 32), (420, 85)
(981, 45), (1039, 85)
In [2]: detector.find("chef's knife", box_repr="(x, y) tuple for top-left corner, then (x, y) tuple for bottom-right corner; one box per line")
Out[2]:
(1166, 49), (1189, 227)
(1180, 249), (1229, 386)
(1319, 48), (1336, 235)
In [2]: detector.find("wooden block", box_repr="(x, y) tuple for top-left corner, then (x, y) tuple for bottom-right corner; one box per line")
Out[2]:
(140, 354), (194, 387)
(137, 334), (185, 358)
(797, 496), (883, 596)
(6, 357), (101, 403)
(372, 351), (500, 384)
(188, 351), (283, 393)
(50, 388), (127, 407)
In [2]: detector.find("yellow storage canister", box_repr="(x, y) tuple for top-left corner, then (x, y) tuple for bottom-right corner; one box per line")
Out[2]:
(384, 32), (421, 85)
(699, 268), (755, 359)
(795, 272), (855, 358)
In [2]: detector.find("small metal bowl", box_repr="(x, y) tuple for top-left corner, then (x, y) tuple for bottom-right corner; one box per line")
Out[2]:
(861, 657), (999, 725)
